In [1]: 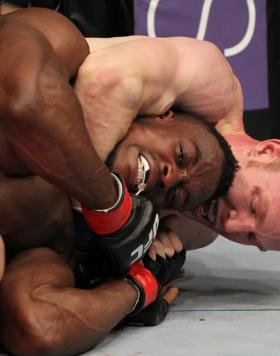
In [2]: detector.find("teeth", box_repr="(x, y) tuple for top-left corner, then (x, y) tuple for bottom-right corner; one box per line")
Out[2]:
(137, 159), (144, 185)
(135, 155), (150, 195)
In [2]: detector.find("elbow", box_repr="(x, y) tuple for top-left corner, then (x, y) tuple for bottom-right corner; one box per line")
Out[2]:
(203, 40), (225, 60)
(4, 80), (40, 126)
(0, 289), (104, 356)
(203, 40), (234, 74)
(1, 298), (64, 356)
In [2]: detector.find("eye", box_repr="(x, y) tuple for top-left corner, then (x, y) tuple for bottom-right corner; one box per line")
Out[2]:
(248, 232), (256, 243)
(177, 144), (184, 167)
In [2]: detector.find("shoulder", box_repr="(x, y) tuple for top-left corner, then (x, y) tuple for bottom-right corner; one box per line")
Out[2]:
(2, 8), (89, 76)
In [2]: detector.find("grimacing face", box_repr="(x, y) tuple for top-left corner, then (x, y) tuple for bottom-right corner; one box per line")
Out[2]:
(188, 158), (280, 251)
(108, 113), (224, 210)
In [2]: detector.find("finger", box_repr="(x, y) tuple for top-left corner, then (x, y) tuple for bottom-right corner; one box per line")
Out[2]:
(163, 287), (179, 304)
(157, 230), (175, 257)
(165, 229), (183, 253)
(147, 243), (157, 261)
(152, 239), (166, 259)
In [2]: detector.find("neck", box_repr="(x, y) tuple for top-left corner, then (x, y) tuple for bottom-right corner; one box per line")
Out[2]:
(225, 133), (260, 164)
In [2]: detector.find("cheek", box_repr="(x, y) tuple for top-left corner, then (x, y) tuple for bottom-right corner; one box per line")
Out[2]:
(0, 235), (5, 281)
(188, 177), (217, 207)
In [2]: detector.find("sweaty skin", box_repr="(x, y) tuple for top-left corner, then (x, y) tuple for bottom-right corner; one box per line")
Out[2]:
(0, 9), (131, 354)
(0, 19), (242, 355)
(0, 8), (118, 210)
(108, 112), (225, 210)
(3, 0), (273, 254)
(75, 36), (243, 161)
(74, 35), (244, 251)
(0, 11), (179, 356)
(106, 37), (280, 253)
(186, 133), (280, 252)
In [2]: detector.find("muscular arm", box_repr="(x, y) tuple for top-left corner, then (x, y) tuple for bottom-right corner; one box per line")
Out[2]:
(0, 174), (75, 258)
(0, 9), (118, 209)
(0, 248), (138, 355)
(86, 35), (146, 52)
(75, 36), (244, 159)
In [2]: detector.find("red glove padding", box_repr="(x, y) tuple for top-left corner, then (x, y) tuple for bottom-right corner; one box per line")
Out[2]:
(126, 262), (158, 313)
(81, 173), (159, 274)
(82, 180), (132, 235)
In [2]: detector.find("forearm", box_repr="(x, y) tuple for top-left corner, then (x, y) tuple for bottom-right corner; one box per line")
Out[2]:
(0, 248), (138, 355)
(31, 281), (137, 354)
(172, 37), (244, 128)
(4, 82), (117, 209)
(86, 35), (147, 52)
(0, 25), (117, 209)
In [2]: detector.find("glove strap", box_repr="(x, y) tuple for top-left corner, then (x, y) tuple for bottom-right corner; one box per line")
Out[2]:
(123, 277), (141, 314)
(93, 173), (123, 213)
(126, 262), (158, 314)
(82, 173), (132, 235)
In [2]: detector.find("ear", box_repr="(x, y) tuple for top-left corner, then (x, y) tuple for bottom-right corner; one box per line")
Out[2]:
(159, 110), (174, 121)
(250, 139), (280, 158)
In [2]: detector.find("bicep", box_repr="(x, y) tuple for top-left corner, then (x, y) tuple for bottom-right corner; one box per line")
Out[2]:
(3, 7), (89, 78)
(175, 39), (244, 128)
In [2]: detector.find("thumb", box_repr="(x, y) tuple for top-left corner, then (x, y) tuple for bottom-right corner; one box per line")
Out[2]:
(163, 286), (179, 304)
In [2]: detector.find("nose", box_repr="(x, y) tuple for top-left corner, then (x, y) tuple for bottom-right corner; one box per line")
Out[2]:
(160, 163), (189, 191)
(224, 208), (255, 234)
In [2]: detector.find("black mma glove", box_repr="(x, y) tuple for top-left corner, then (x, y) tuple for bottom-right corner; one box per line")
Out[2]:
(143, 249), (186, 285)
(82, 173), (159, 275)
(124, 249), (186, 326)
(125, 288), (169, 326)
(125, 262), (159, 314)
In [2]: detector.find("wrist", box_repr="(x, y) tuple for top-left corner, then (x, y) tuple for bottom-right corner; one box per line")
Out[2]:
(126, 262), (158, 314)
(82, 173), (132, 235)
(123, 277), (141, 314)
(94, 173), (124, 213)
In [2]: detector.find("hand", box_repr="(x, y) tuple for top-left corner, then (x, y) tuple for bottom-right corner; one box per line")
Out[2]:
(124, 262), (179, 326)
(124, 222), (186, 327)
(125, 284), (179, 326)
(82, 173), (159, 275)
(145, 216), (186, 285)
(148, 215), (184, 260)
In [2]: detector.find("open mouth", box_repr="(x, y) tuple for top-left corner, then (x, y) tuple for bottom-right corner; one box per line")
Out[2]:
(133, 154), (150, 195)
(201, 199), (218, 225)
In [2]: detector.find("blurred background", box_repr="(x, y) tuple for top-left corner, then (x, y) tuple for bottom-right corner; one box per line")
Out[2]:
(2, 0), (280, 140)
